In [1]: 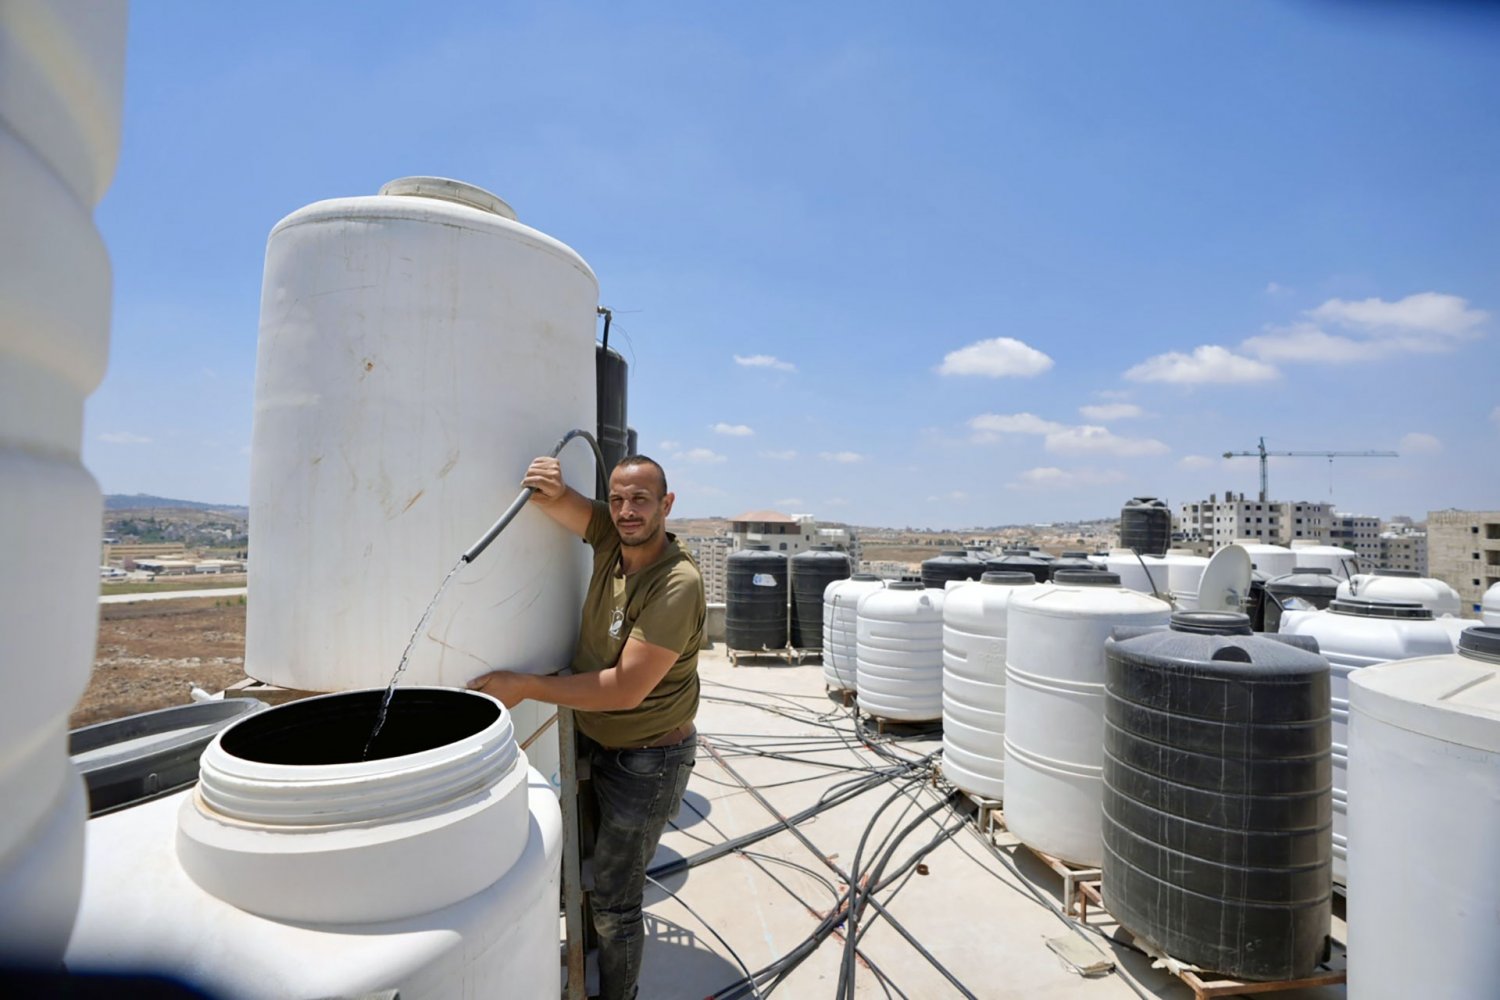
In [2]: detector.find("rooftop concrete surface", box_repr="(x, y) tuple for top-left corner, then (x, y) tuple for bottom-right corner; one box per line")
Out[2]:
(629, 646), (1348, 1000)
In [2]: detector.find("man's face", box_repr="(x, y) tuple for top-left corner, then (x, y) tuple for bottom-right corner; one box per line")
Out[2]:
(608, 464), (674, 548)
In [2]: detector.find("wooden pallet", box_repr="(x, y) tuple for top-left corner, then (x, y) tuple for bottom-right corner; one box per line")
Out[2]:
(825, 685), (855, 707)
(1123, 930), (1347, 999)
(725, 647), (798, 667)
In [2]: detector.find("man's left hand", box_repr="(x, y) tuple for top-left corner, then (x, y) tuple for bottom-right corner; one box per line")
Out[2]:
(467, 669), (530, 708)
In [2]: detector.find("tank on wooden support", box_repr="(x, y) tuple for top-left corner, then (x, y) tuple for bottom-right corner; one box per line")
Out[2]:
(726, 546), (789, 651)
(789, 546), (850, 651)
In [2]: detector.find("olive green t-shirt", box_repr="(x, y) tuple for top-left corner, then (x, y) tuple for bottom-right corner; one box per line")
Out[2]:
(571, 501), (704, 748)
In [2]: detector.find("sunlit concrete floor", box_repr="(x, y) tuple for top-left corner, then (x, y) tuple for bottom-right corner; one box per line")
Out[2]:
(620, 646), (1348, 1000)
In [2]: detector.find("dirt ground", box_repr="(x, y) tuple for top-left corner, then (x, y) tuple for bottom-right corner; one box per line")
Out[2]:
(72, 597), (249, 728)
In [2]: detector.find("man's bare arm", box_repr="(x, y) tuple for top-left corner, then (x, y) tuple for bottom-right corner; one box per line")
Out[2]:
(468, 637), (678, 713)
(522, 456), (594, 539)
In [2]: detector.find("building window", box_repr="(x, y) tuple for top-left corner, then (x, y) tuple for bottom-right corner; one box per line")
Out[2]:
(779, 543), (787, 551)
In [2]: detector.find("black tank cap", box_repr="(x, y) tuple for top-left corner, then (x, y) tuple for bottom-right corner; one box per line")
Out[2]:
(887, 581), (926, 591)
(981, 571), (1037, 585)
(1055, 570), (1119, 585)
(1170, 610), (1253, 635)
(1329, 597), (1432, 620)
(940, 550), (969, 557)
(1061, 551), (1090, 559)
(1371, 568), (1420, 578)
(850, 574), (883, 582)
(1288, 566), (1333, 575)
(746, 544), (770, 551)
(1458, 627), (1500, 664)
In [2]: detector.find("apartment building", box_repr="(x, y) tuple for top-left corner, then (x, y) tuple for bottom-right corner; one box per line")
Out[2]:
(688, 510), (861, 605)
(684, 535), (732, 604)
(1329, 513), (1381, 567)
(1176, 494), (1337, 550)
(1427, 509), (1500, 613)
(1378, 529), (1427, 574)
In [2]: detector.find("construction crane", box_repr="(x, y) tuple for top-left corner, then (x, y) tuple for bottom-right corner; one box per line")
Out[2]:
(1222, 437), (1399, 502)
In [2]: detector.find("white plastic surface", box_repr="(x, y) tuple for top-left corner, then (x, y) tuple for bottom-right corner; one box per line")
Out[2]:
(1278, 605), (1458, 883)
(1003, 581), (1171, 865)
(247, 179), (597, 693)
(1346, 648), (1500, 998)
(1232, 541), (1296, 579)
(1194, 543), (1252, 614)
(856, 587), (945, 722)
(1288, 541), (1359, 581)
(67, 770), (563, 1000)
(823, 577), (885, 692)
(940, 576), (1037, 801)
(1105, 549), (1171, 596)
(1162, 551), (1209, 610)
(1338, 573), (1462, 618)
(1485, 582), (1500, 626)
(0, 0), (126, 965)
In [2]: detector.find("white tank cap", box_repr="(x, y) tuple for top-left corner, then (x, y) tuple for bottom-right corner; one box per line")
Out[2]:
(378, 176), (517, 220)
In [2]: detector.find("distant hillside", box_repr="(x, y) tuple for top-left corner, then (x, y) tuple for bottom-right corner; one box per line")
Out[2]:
(104, 494), (249, 516)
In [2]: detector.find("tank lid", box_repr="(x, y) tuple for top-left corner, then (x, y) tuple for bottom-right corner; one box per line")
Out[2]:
(1329, 597), (1433, 620)
(1459, 627), (1500, 664)
(1055, 570), (1120, 586)
(1372, 568), (1420, 578)
(1170, 610), (1253, 636)
(1350, 628), (1500, 752)
(939, 550), (968, 558)
(850, 573), (883, 582)
(810, 544), (839, 551)
(1290, 566), (1333, 575)
(981, 571), (1036, 586)
(1061, 550), (1089, 559)
(378, 176), (518, 220)
(887, 581), (925, 591)
(745, 544), (771, 551)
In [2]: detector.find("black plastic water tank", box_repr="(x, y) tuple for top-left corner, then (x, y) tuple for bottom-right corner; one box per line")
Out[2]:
(920, 550), (985, 590)
(1047, 555), (1099, 580)
(596, 344), (629, 484)
(1102, 611), (1332, 980)
(626, 426), (638, 457)
(789, 546), (851, 650)
(983, 552), (1050, 583)
(69, 698), (267, 816)
(1264, 566), (1342, 632)
(1120, 497), (1171, 556)
(726, 545), (789, 651)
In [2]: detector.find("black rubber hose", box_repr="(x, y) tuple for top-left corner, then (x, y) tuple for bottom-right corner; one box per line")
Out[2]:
(460, 428), (605, 565)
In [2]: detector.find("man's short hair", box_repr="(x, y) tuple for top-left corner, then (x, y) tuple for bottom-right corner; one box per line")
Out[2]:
(612, 455), (668, 497)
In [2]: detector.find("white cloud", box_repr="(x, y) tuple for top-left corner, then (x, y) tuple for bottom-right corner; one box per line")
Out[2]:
(774, 497), (804, 507)
(1008, 467), (1127, 490)
(734, 354), (796, 372)
(100, 431), (152, 445)
(1124, 345), (1279, 384)
(659, 440), (681, 451)
(820, 451), (864, 464)
(1179, 455), (1215, 469)
(937, 337), (1054, 378)
(1398, 432), (1443, 455)
(673, 448), (726, 464)
(1045, 425), (1169, 457)
(1265, 282), (1290, 295)
(968, 412), (1066, 436)
(711, 422), (754, 437)
(1309, 292), (1487, 335)
(1241, 323), (1369, 363)
(759, 449), (798, 460)
(1078, 403), (1143, 421)
(927, 491), (968, 502)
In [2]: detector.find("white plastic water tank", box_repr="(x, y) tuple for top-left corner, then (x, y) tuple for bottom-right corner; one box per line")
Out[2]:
(1004, 572), (1172, 865)
(1485, 582), (1500, 626)
(0, 1), (126, 966)
(941, 572), (1038, 802)
(1288, 541), (1359, 581)
(1105, 549), (1171, 596)
(1278, 598), (1458, 884)
(1345, 626), (1500, 1000)
(1233, 540), (1296, 579)
(1163, 551), (1209, 610)
(824, 575), (886, 692)
(856, 583), (945, 722)
(1338, 570), (1462, 618)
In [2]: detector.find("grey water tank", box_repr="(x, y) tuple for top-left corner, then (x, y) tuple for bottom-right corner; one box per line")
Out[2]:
(69, 699), (267, 816)
(626, 426), (638, 457)
(596, 344), (629, 482)
(726, 546), (789, 651)
(1048, 555), (1099, 581)
(1265, 567), (1341, 632)
(984, 552), (1050, 583)
(1103, 611), (1332, 981)
(1120, 498), (1171, 556)
(789, 546), (850, 650)
(920, 551), (985, 590)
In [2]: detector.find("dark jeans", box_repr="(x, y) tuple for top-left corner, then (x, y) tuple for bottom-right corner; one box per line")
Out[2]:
(588, 734), (696, 1000)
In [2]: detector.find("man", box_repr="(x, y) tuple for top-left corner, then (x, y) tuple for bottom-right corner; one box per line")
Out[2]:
(469, 453), (704, 1000)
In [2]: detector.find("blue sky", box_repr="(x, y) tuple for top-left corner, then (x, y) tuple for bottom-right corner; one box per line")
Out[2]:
(87, 1), (1500, 527)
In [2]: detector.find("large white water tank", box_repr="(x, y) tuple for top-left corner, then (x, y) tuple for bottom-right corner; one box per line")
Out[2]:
(1105, 549), (1171, 596)
(1338, 570), (1462, 618)
(941, 572), (1038, 801)
(856, 583), (944, 722)
(1484, 582), (1500, 626)
(1279, 598), (1458, 883)
(1288, 541), (1359, 582)
(1163, 551), (1210, 610)
(1233, 540), (1297, 579)
(0, 1), (127, 965)
(1346, 626), (1500, 999)
(824, 575), (885, 693)
(1004, 572), (1172, 865)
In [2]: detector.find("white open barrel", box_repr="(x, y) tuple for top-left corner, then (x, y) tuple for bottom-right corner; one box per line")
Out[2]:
(0, 1), (127, 965)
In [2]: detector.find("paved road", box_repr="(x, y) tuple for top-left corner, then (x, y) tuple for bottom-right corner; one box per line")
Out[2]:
(99, 587), (247, 605)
